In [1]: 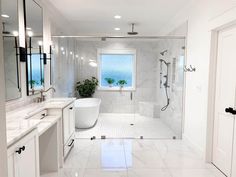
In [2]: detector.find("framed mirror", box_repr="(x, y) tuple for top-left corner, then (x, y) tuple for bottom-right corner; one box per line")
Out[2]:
(1, 0), (22, 101)
(25, 0), (44, 95)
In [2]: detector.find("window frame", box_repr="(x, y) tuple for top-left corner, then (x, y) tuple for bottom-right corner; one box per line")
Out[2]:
(97, 49), (136, 91)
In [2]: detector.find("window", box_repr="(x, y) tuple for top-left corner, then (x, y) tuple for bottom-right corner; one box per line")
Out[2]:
(27, 54), (44, 90)
(98, 49), (136, 90)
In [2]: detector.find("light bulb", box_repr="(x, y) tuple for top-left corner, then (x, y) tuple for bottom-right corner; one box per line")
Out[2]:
(12, 31), (19, 36)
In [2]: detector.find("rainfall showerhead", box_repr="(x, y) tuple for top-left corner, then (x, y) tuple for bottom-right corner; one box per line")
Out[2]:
(127, 23), (138, 35)
(160, 50), (168, 56)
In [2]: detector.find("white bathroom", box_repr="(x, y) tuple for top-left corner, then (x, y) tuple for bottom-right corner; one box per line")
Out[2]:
(2, 0), (236, 177)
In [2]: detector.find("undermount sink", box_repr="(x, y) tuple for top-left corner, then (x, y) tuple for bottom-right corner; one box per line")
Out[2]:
(43, 99), (68, 107)
(45, 100), (65, 104)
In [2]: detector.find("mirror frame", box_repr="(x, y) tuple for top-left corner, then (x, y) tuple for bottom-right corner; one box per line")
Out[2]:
(2, 0), (22, 101)
(23, 0), (44, 96)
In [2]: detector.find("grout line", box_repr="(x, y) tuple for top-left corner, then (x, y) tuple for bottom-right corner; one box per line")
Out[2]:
(122, 139), (129, 177)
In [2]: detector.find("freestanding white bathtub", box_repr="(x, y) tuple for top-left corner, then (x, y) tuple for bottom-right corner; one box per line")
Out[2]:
(74, 98), (101, 129)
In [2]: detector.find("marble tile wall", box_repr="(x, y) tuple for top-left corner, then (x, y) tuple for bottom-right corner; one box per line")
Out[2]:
(76, 39), (159, 113)
(157, 39), (185, 138)
(51, 37), (79, 97)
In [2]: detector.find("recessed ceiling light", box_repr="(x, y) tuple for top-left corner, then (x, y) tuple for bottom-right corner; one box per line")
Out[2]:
(75, 55), (79, 58)
(114, 28), (120, 31)
(26, 27), (32, 30)
(62, 51), (65, 55)
(60, 47), (64, 51)
(1, 14), (9, 18)
(114, 15), (121, 19)
(70, 51), (73, 55)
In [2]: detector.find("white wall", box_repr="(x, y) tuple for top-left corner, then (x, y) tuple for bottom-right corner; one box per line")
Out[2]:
(160, 0), (236, 155)
(0, 2), (8, 175)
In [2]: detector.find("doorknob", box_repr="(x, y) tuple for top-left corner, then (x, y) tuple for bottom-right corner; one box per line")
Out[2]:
(225, 107), (236, 115)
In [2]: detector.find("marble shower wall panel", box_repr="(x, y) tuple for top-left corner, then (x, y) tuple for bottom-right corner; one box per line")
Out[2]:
(52, 37), (78, 97)
(77, 40), (160, 113)
(157, 39), (185, 138)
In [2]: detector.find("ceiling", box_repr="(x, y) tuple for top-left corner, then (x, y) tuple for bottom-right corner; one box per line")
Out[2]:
(47, 0), (190, 36)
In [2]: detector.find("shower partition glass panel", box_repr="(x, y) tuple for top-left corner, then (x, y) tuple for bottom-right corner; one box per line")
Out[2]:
(57, 37), (185, 140)
(134, 38), (185, 139)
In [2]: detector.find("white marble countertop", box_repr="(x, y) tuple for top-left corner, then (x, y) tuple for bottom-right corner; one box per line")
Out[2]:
(7, 119), (40, 147)
(6, 97), (76, 148)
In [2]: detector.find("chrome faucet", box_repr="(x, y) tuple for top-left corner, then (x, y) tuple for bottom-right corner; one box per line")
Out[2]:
(37, 87), (56, 102)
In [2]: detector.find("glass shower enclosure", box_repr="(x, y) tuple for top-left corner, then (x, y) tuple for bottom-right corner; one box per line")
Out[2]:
(52, 36), (186, 140)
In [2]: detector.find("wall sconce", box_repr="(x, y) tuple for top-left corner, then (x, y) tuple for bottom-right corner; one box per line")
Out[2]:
(19, 47), (27, 62)
(11, 32), (27, 62)
(40, 45), (52, 65)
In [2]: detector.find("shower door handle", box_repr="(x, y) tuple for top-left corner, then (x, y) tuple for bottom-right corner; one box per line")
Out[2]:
(130, 92), (133, 100)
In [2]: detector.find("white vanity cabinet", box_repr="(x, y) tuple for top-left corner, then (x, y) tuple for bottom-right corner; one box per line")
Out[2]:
(46, 100), (75, 163)
(62, 103), (75, 157)
(7, 129), (39, 177)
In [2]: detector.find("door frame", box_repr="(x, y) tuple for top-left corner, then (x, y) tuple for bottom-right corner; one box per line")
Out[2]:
(206, 7), (236, 171)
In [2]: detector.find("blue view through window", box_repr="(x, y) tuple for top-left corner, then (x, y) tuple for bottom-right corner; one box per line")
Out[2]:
(100, 54), (134, 87)
(28, 54), (44, 87)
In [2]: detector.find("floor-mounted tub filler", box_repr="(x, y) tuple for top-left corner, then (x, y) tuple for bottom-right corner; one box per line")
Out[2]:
(75, 98), (101, 129)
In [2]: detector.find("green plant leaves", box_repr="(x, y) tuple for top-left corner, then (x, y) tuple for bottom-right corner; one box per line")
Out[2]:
(105, 78), (115, 84)
(76, 77), (98, 97)
(117, 80), (127, 86)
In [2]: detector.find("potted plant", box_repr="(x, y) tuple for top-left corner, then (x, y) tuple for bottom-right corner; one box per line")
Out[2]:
(76, 77), (98, 98)
(29, 80), (39, 95)
(116, 80), (127, 89)
(105, 78), (115, 87)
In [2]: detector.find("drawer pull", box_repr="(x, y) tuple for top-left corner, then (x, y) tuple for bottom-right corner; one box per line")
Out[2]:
(15, 148), (21, 154)
(20, 146), (26, 151)
(68, 139), (75, 147)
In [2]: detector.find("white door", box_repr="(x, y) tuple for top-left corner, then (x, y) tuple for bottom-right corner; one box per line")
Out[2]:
(213, 25), (236, 176)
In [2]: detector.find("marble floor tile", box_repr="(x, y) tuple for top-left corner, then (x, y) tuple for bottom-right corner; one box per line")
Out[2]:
(83, 169), (128, 177)
(86, 139), (127, 169)
(41, 168), (85, 177)
(127, 169), (171, 177)
(169, 169), (225, 177)
(42, 139), (224, 177)
(75, 113), (176, 139)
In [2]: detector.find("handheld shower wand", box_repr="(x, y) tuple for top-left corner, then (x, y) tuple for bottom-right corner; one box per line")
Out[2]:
(159, 57), (170, 111)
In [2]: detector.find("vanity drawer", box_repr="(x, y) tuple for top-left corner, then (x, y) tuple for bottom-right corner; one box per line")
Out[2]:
(64, 134), (75, 159)
(29, 110), (48, 120)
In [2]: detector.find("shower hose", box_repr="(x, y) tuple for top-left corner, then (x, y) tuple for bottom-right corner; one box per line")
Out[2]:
(161, 86), (170, 111)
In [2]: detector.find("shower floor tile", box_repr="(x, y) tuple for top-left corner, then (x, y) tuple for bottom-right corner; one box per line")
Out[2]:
(75, 113), (177, 139)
